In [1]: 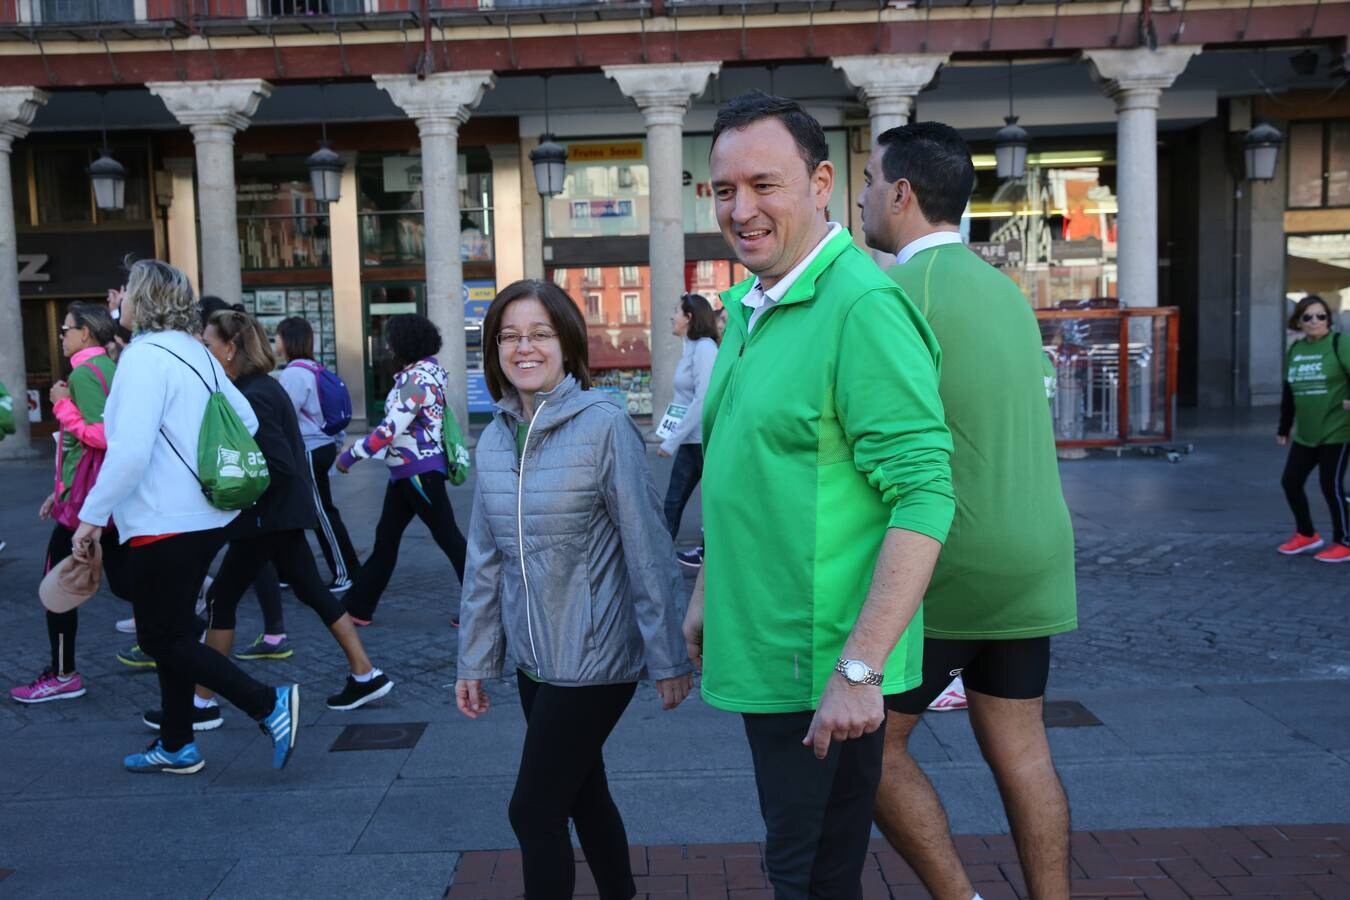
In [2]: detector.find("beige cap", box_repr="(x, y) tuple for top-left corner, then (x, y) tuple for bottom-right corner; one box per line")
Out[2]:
(39, 544), (103, 613)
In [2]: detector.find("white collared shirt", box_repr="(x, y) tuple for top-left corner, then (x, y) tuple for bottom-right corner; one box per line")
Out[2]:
(741, 221), (844, 332)
(894, 230), (964, 266)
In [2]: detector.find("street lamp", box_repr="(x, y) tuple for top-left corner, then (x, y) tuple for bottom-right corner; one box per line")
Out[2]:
(1243, 120), (1283, 182)
(529, 75), (568, 198)
(993, 60), (1030, 181)
(306, 84), (344, 203)
(89, 92), (125, 211)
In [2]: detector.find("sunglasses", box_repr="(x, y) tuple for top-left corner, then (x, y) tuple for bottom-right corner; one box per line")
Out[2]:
(1302, 313), (1329, 323)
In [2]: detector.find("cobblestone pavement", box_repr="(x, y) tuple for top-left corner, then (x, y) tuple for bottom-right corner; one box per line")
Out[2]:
(447, 825), (1350, 900)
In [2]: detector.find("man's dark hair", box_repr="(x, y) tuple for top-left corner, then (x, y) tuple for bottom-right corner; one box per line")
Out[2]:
(276, 316), (315, 361)
(482, 279), (591, 401)
(710, 90), (829, 175)
(385, 313), (443, 369)
(198, 294), (244, 330)
(876, 122), (976, 226)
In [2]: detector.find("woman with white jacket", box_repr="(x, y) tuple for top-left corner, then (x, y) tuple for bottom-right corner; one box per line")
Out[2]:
(656, 292), (720, 566)
(74, 260), (299, 775)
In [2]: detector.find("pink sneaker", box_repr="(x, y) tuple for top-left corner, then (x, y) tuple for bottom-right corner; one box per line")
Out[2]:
(927, 675), (968, 712)
(11, 669), (86, 704)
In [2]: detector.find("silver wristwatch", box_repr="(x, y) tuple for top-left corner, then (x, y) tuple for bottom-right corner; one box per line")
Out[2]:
(835, 657), (883, 686)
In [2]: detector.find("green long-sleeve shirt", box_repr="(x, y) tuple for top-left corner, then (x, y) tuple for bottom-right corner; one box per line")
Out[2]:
(889, 243), (1077, 640)
(699, 227), (954, 713)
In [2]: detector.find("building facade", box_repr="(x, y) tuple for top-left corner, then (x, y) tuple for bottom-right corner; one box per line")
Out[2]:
(2, 0), (1348, 453)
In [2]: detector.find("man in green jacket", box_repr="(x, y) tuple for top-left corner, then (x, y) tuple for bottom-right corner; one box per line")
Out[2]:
(857, 121), (1078, 900)
(682, 91), (955, 899)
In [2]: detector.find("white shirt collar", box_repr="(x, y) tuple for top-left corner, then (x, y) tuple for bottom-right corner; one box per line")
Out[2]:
(741, 221), (844, 311)
(895, 230), (964, 266)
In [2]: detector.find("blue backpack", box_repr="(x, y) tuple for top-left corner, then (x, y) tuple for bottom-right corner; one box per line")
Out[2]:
(290, 360), (352, 436)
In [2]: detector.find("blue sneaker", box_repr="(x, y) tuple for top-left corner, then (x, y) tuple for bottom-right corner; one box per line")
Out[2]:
(260, 684), (299, 769)
(124, 739), (204, 775)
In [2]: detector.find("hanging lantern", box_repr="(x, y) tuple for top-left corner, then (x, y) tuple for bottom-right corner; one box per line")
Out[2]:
(307, 139), (344, 204)
(89, 150), (127, 211)
(994, 116), (1029, 181)
(530, 136), (568, 198)
(1243, 120), (1283, 182)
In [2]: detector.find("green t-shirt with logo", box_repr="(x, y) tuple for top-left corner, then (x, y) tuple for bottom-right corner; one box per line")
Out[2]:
(887, 243), (1077, 640)
(1285, 334), (1350, 447)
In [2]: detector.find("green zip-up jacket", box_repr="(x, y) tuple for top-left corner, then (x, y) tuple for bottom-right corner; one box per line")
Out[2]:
(699, 227), (955, 714)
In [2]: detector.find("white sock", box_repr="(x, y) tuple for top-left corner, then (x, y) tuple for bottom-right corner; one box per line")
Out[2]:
(352, 667), (381, 683)
(193, 695), (218, 709)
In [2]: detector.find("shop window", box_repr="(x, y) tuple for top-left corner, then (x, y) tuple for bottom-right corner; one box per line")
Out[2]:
(20, 142), (150, 226)
(1286, 233), (1350, 317)
(357, 149), (493, 267)
(234, 154), (330, 270)
(963, 150), (1118, 308)
(241, 287), (339, 369)
(548, 265), (653, 413)
(1286, 120), (1350, 209)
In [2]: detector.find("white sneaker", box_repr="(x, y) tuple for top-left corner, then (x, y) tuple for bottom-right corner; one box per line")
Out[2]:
(927, 675), (969, 712)
(195, 575), (213, 618)
(115, 617), (137, 634)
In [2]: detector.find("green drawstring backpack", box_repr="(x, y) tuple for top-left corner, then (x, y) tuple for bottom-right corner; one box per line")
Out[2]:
(0, 379), (15, 439)
(155, 344), (270, 510)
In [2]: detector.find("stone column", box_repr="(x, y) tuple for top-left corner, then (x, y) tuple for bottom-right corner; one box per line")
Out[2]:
(375, 71), (496, 431)
(1085, 46), (1200, 308)
(832, 54), (949, 138)
(604, 62), (720, 430)
(0, 87), (49, 459)
(147, 80), (272, 305)
(833, 55), (948, 265)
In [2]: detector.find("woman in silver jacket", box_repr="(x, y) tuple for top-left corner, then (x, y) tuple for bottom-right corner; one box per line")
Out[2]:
(456, 279), (693, 900)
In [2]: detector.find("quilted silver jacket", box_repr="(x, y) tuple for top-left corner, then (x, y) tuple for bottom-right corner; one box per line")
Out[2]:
(456, 375), (692, 686)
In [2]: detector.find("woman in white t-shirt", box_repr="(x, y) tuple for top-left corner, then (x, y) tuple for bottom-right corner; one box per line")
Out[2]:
(274, 317), (360, 592)
(656, 292), (720, 567)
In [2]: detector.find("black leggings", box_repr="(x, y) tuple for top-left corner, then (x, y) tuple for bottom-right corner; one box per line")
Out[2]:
(662, 443), (703, 539)
(128, 529), (275, 751)
(510, 673), (637, 900)
(207, 530), (347, 632)
(43, 522), (130, 676)
(345, 471), (466, 621)
(308, 442), (359, 584)
(1281, 441), (1349, 545)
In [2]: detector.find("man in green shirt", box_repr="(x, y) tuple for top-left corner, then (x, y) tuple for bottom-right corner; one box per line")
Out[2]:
(857, 122), (1078, 900)
(683, 91), (954, 898)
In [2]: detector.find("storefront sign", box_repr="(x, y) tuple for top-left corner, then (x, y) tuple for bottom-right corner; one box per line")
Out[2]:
(17, 254), (51, 283)
(969, 240), (1023, 266)
(1051, 237), (1104, 262)
(568, 142), (644, 162)
(570, 199), (634, 220)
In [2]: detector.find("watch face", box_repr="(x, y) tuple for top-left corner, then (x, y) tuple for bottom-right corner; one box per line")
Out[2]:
(844, 660), (869, 682)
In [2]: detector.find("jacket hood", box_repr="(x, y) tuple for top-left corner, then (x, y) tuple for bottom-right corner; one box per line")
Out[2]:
(493, 375), (619, 436)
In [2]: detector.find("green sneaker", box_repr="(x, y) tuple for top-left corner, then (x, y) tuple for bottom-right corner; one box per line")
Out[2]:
(234, 634), (294, 661)
(116, 643), (156, 670)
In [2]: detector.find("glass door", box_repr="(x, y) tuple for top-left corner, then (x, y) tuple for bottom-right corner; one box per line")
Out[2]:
(362, 283), (425, 424)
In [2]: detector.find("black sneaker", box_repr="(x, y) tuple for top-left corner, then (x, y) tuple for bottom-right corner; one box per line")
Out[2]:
(326, 672), (394, 711)
(676, 546), (704, 568)
(142, 706), (223, 732)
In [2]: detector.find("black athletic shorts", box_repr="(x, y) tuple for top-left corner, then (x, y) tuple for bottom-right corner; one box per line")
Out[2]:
(884, 636), (1052, 715)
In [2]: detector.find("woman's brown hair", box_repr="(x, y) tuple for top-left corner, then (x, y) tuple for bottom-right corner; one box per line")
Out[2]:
(275, 316), (314, 361)
(482, 279), (591, 402)
(681, 292), (721, 344)
(208, 309), (276, 378)
(1288, 294), (1332, 331)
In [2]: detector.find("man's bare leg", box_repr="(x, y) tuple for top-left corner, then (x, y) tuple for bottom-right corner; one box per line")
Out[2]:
(968, 691), (1070, 900)
(875, 709), (976, 900)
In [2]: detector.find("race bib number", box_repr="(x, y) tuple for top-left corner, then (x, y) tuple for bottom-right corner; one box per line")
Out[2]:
(654, 403), (688, 441)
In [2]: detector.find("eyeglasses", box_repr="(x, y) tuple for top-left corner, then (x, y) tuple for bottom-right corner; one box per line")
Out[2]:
(60, 325), (79, 336)
(1302, 313), (1329, 323)
(497, 329), (558, 347)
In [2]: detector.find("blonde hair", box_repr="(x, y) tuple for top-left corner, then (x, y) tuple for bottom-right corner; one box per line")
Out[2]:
(208, 309), (276, 378)
(127, 259), (199, 335)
